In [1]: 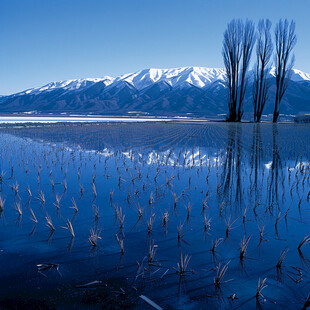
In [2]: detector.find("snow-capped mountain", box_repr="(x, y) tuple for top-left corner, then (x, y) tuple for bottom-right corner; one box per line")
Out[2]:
(1, 66), (310, 118)
(269, 68), (310, 82)
(16, 77), (115, 96)
(113, 67), (226, 90)
(13, 67), (226, 96)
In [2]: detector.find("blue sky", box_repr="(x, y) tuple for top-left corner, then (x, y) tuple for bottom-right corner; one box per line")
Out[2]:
(1, 0), (309, 95)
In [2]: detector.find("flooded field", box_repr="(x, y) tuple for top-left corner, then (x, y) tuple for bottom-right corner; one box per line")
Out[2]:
(0, 122), (309, 309)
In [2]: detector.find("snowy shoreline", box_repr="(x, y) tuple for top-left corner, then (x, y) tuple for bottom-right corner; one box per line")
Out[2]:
(0, 115), (208, 124)
(0, 115), (301, 125)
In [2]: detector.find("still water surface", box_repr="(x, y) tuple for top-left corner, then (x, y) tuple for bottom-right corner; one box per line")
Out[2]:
(0, 122), (309, 309)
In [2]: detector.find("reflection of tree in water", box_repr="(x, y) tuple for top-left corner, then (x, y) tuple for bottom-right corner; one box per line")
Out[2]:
(268, 125), (282, 206)
(220, 124), (243, 207)
(250, 124), (263, 203)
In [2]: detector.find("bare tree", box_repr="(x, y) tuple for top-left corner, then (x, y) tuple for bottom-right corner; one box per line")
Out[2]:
(237, 20), (256, 121)
(222, 19), (255, 122)
(223, 20), (243, 122)
(273, 19), (297, 123)
(253, 19), (273, 122)
(222, 20), (243, 121)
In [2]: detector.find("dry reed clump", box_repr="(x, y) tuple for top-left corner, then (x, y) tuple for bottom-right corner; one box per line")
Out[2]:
(89, 228), (102, 247)
(62, 219), (75, 237)
(211, 238), (223, 253)
(239, 235), (251, 259)
(0, 194), (5, 212)
(116, 234), (125, 254)
(13, 202), (22, 216)
(54, 194), (62, 209)
(204, 215), (211, 231)
(147, 213), (155, 234)
(298, 235), (310, 251)
(37, 190), (46, 205)
(29, 208), (38, 224)
(92, 182), (97, 198)
(148, 240), (158, 265)
(256, 278), (267, 300)
(92, 205), (99, 220)
(115, 205), (125, 229)
(225, 216), (239, 236)
(25, 185), (32, 197)
(70, 197), (78, 212)
(276, 248), (288, 269)
(162, 211), (169, 227)
(213, 261), (231, 287)
(11, 181), (19, 196)
(173, 251), (192, 277)
(45, 214), (55, 232)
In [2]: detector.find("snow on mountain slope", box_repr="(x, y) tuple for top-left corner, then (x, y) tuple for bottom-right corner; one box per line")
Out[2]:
(290, 69), (310, 82)
(6, 67), (310, 98)
(16, 77), (115, 96)
(114, 67), (226, 90)
(269, 68), (310, 82)
(8, 67), (228, 97)
(1, 66), (310, 117)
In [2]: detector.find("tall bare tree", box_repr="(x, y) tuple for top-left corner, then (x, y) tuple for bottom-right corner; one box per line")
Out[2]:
(237, 20), (256, 121)
(273, 19), (297, 123)
(223, 20), (242, 121)
(222, 19), (255, 122)
(253, 19), (273, 122)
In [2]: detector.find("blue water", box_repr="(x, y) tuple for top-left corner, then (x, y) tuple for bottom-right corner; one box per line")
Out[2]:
(0, 122), (309, 309)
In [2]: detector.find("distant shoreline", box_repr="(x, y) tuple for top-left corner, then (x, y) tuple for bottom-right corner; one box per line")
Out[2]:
(0, 114), (303, 127)
(0, 115), (213, 125)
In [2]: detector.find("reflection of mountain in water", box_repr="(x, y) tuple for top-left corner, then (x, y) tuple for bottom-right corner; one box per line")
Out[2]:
(1, 123), (310, 170)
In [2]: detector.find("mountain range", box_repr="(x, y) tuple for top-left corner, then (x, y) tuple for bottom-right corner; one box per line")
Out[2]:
(1, 67), (310, 119)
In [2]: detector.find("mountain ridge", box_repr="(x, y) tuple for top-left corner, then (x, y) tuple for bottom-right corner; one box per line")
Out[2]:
(8, 66), (310, 97)
(1, 66), (310, 119)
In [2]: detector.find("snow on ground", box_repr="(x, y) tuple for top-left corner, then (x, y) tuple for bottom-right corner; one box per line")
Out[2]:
(0, 116), (181, 124)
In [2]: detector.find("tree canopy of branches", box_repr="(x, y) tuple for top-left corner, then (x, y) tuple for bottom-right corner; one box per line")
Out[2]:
(273, 19), (297, 123)
(253, 19), (273, 122)
(222, 19), (256, 122)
